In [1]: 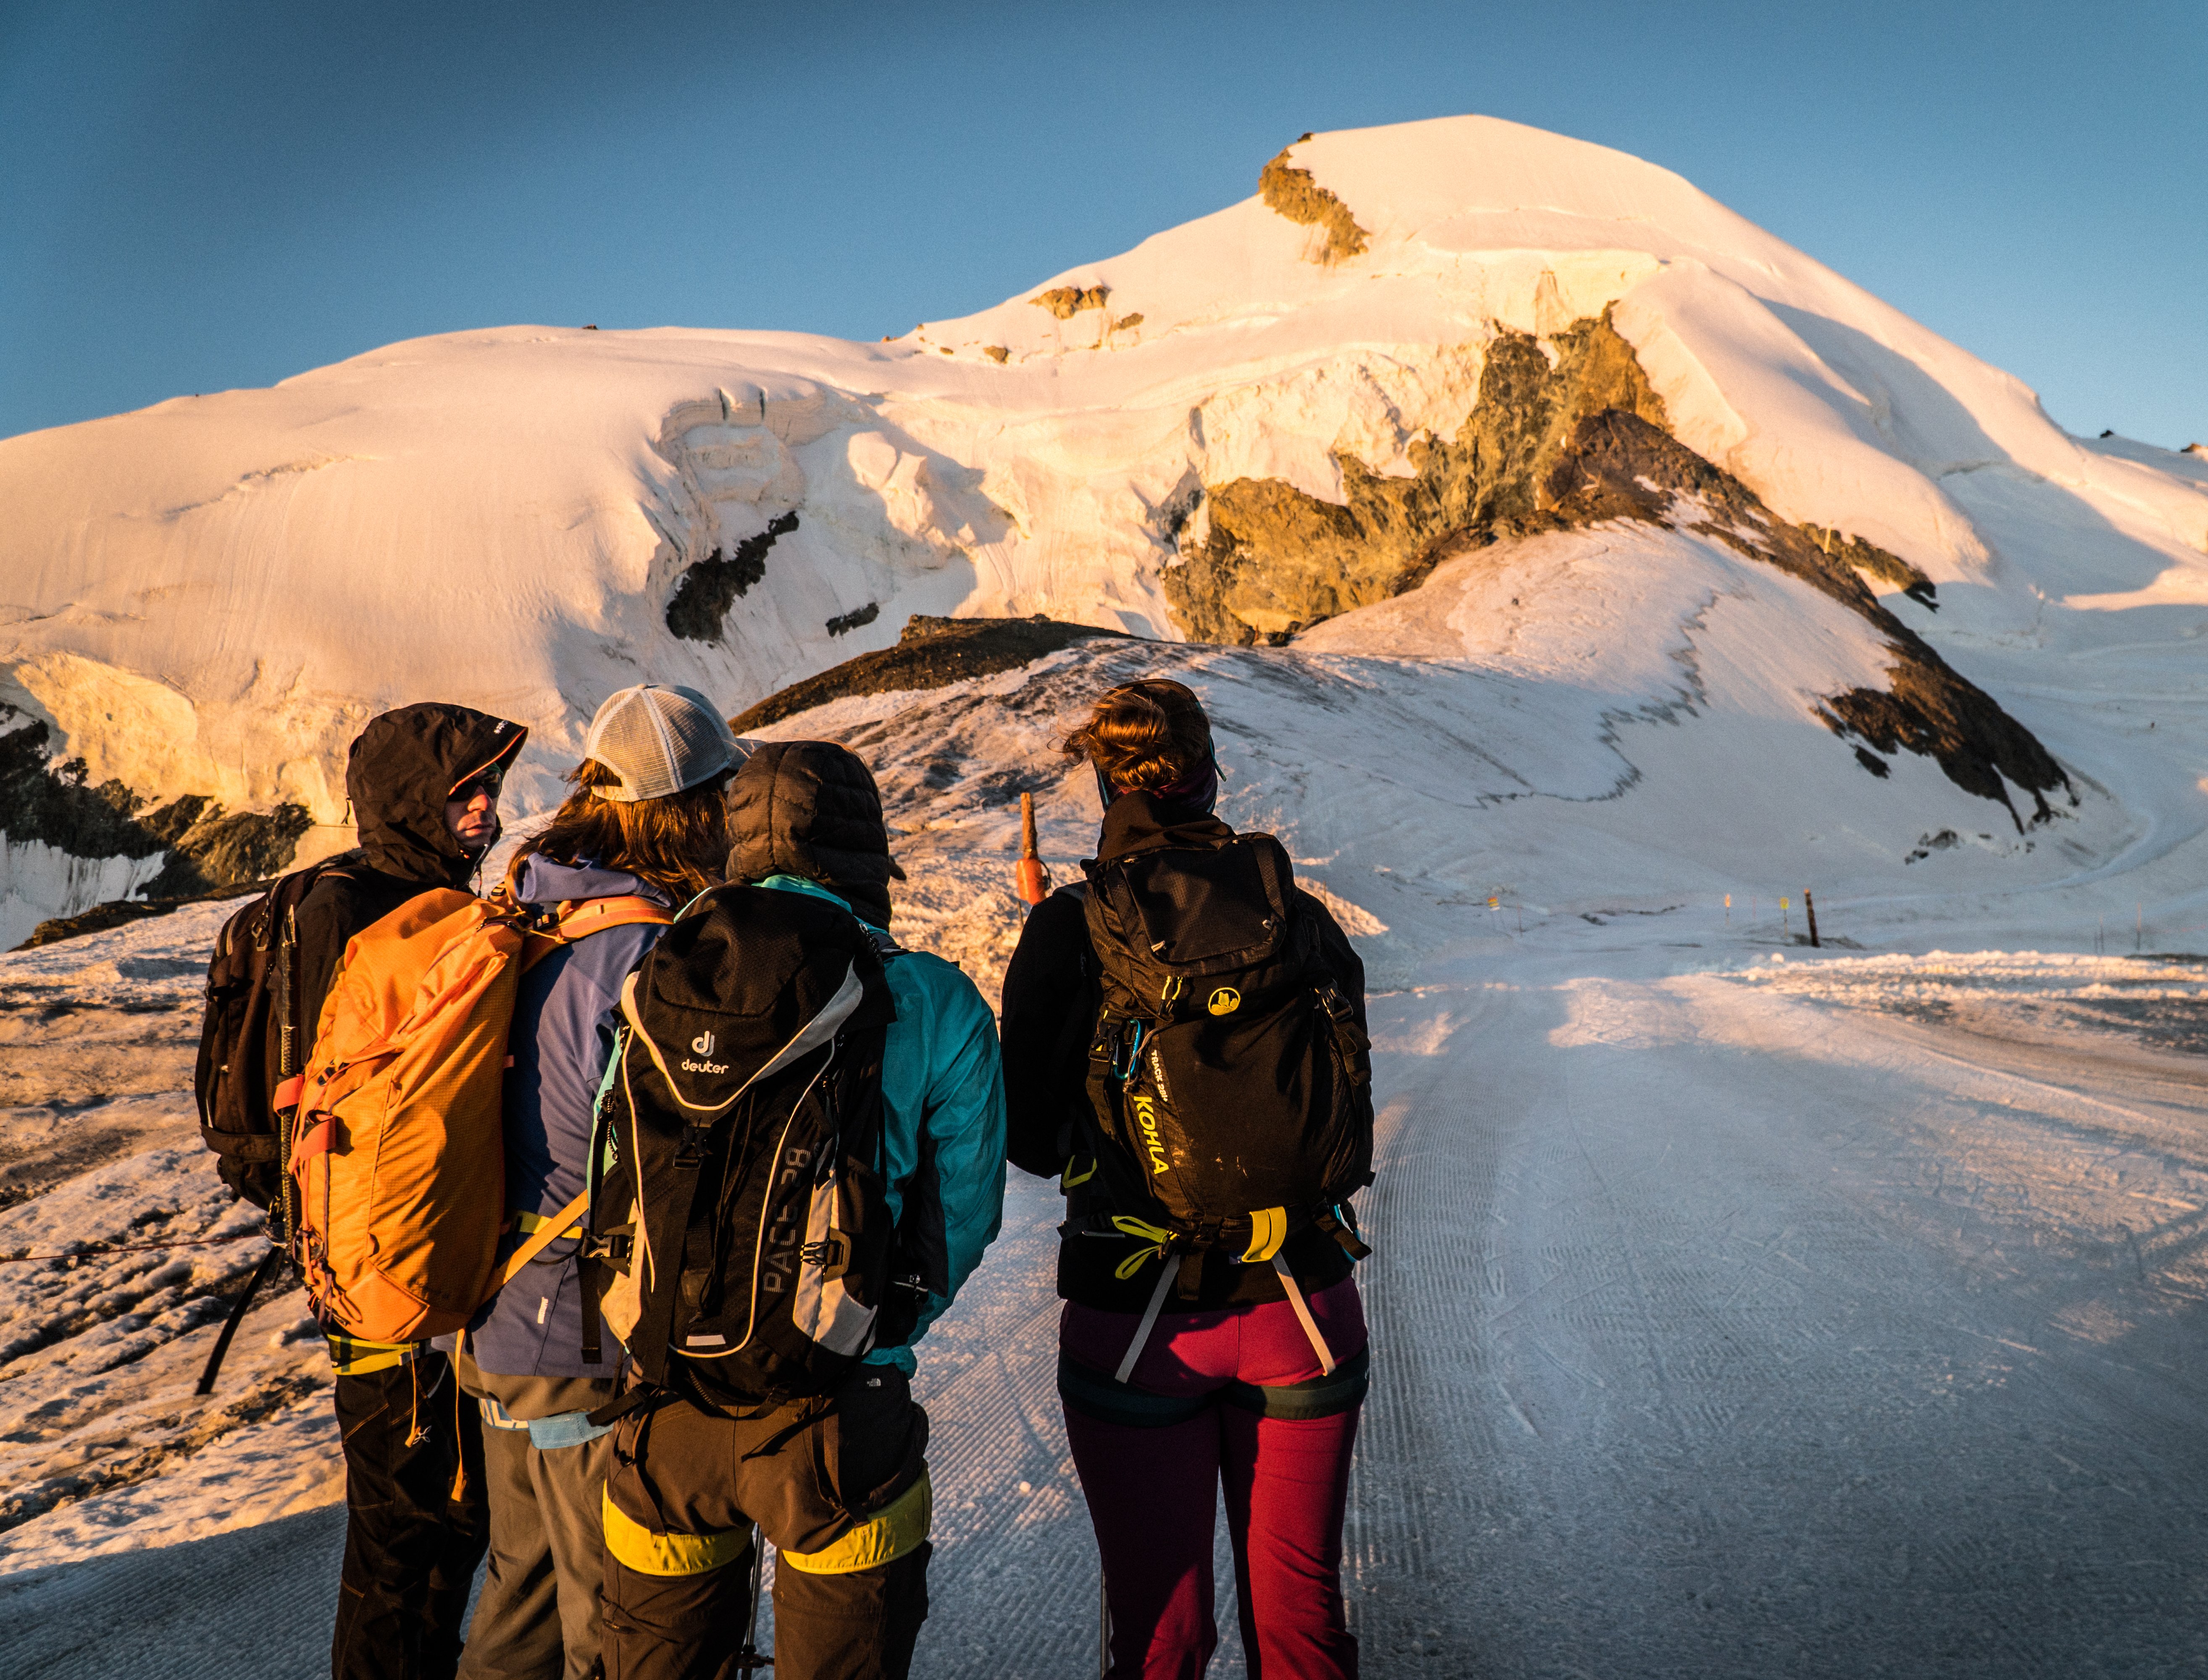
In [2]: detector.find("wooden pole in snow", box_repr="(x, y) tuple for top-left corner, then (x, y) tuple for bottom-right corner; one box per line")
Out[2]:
(1804, 890), (1821, 948)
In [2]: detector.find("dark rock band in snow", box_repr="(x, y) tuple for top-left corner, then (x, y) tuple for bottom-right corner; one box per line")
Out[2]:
(194, 675), (1376, 1680)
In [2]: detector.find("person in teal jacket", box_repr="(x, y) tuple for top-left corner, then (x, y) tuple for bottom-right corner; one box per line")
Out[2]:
(597, 738), (1006, 1680)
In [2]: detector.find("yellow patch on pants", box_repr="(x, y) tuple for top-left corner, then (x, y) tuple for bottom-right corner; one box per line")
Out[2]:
(778, 1472), (933, 1576)
(601, 1487), (751, 1578)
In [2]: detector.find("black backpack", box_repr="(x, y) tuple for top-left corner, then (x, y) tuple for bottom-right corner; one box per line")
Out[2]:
(195, 859), (353, 1223)
(1079, 828), (1374, 1258)
(591, 884), (923, 1411)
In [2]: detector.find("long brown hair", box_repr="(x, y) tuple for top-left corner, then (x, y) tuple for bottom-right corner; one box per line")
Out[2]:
(515, 758), (732, 901)
(1060, 680), (1213, 792)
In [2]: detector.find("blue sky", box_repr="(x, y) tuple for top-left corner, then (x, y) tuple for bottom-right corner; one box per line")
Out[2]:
(3, 0), (2201, 447)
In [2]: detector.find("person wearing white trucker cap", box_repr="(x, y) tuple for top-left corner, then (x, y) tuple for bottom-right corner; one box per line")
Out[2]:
(455, 683), (752, 1680)
(579, 682), (747, 805)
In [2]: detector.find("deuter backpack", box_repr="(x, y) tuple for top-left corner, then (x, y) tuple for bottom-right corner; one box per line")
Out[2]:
(289, 883), (671, 1344)
(589, 883), (922, 1412)
(196, 859), (357, 1221)
(1078, 827), (1375, 1283)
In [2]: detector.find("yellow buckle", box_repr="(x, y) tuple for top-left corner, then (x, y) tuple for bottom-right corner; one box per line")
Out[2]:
(1241, 1207), (1289, 1264)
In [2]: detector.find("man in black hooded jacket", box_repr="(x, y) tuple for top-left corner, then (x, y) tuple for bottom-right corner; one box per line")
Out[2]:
(297, 702), (526, 1680)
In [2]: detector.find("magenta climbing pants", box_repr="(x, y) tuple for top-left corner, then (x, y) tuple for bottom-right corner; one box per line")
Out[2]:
(1059, 1278), (1367, 1680)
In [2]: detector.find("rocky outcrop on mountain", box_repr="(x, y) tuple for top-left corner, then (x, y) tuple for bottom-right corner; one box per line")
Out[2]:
(137, 799), (313, 898)
(1538, 407), (2066, 824)
(1798, 524), (1938, 608)
(1168, 313), (2066, 829)
(1, 718), (168, 868)
(731, 614), (1133, 733)
(3, 711), (314, 948)
(1259, 137), (1369, 263)
(1169, 310), (1668, 643)
(1032, 286), (1110, 320)
(666, 511), (800, 641)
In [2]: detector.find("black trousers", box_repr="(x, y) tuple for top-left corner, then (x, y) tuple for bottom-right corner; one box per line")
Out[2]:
(600, 1368), (932, 1680)
(331, 1354), (493, 1680)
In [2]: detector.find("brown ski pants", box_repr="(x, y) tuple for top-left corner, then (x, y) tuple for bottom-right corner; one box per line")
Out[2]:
(599, 1367), (932, 1680)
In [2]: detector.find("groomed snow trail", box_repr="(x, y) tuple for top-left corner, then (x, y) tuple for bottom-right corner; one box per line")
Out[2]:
(1341, 946), (2208, 1677)
(8, 932), (2208, 1677)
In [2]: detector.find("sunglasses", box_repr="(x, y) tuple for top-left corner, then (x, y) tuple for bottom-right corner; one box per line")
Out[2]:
(452, 765), (506, 803)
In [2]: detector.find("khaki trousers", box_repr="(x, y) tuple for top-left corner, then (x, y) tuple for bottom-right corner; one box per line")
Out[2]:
(457, 1415), (617, 1680)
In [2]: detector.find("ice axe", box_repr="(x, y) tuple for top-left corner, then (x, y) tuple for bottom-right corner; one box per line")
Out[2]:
(1016, 791), (1050, 906)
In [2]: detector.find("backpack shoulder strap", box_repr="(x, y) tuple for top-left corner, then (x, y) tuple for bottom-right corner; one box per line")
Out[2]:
(520, 894), (676, 970)
(481, 1185), (591, 1303)
(557, 894), (676, 938)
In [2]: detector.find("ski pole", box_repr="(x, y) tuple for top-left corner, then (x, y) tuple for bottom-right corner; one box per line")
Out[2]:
(735, 1522), (772, 1674)
(195, 1245), (285, 1395)
(1098, 1566), (1111, 1679)
(1017, 791), (1049, 906)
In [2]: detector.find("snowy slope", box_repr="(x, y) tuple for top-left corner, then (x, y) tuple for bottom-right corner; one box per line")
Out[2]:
(6, 114), (2207, 950)
(7, 776), (2208, 1677)
(10, 111), (2208, 1678)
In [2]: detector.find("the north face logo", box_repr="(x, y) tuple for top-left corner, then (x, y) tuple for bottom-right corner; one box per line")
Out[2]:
(692, 1030), (715, 1055)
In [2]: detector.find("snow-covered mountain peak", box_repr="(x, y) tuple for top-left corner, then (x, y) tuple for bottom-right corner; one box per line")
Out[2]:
(3, 114), (2205, 950)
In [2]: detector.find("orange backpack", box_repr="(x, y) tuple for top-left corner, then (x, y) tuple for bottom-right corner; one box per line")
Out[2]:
(289, 883), (672, 1343)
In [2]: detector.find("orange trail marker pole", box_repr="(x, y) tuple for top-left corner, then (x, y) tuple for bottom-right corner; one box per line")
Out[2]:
(1016, 792), (1049, 905)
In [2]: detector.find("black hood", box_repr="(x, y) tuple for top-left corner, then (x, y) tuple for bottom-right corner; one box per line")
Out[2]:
(345, 702), (527, 887)
(1093, 790), (1234, 865)
(726, 739), (905, 927)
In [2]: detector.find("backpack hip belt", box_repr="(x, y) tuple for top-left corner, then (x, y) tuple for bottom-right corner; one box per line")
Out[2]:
(1097, 1215), (1350, 1385)
(1072, 1201), (1370, 1265)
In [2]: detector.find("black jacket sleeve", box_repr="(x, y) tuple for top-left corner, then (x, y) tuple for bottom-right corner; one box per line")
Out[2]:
(292, 879), (359, 1061)
(292, 867), (418, 1062)
(998, 888), (1098, 1180)
(1292, 888), (1369, 1032)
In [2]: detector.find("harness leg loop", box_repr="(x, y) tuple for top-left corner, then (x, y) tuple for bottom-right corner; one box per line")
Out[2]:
(1115, 1260), (1178, 1386)
(1270, 1253), (1337, 1376)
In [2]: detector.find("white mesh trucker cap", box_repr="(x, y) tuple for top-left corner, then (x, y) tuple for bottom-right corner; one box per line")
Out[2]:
(582, 684), (745, 802)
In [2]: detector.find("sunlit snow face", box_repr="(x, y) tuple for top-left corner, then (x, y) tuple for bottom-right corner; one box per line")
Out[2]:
(445, 765), (504, 855)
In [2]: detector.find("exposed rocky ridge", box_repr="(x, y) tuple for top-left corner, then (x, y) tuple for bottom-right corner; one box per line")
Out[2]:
(1259, 137), (1370, 263)
(1530, 408), (2066, 826)
(2, 717), (169, 867)
(730, 614), (1135, 735)
(1167, 314), (2066, 827)
(1031, 286), (1110, 320)
(2, 714), (310, 911)
(14, 875), (285, 951)
(1170, 309), (1668, 643)
(1799, 523), (1938, 609)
